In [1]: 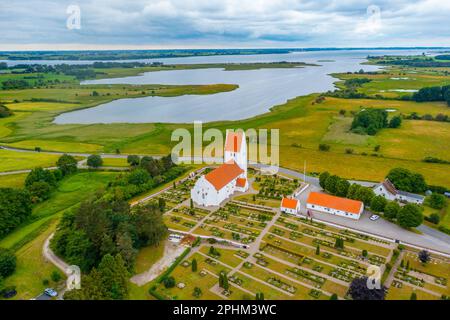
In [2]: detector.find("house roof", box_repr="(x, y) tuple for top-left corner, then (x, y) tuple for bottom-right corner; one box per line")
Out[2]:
(397, 190), (425, 200)
(205, 161), (244, 191)
(379, 179), (398, 195)
(307, 192), (363, 215)
(225, 131), (243, 153)
(281, 198), (299, 210)
(235, 178), (247, 188)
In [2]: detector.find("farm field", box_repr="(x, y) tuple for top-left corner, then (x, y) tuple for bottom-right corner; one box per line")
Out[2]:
(0, 148), (62, 172)
(0, 173), (28, 188)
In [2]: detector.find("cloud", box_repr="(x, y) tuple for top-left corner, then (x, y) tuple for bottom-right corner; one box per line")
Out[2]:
(0, 0), (449, 49)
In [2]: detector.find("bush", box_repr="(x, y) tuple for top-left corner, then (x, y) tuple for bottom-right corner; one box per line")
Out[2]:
(318, 144), (330, 152)
(389, 115), (402, 128)
(0, 248), (16, 278)
(163, 276), (176, 288)
(127, 155), (140, 166)
(425, 213), (440, 225)
(427, 193), (447, 209)
(51, 270), (62, 282)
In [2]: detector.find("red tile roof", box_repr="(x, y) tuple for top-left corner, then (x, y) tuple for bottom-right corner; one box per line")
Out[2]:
(205, 161), (244, 191)
(307, 192), (363, 215)
(281, 198), (299, 210)
(225, 131), (243, 153)
(236, 178), (247, 188)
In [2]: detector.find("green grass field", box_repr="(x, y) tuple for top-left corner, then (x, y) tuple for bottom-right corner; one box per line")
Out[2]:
(0, 148), (61, 172)
(0, 173), (28, 188)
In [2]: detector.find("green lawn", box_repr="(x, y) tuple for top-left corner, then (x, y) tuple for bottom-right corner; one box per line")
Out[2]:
(0, 149), (61, 172)
(134, 241), (166, 274)
(0, 173), (28, 188)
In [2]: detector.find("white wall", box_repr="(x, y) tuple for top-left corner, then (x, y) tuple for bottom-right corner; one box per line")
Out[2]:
(373, 185), (397, 201)
(306, 203), (361, 220)
(191, 175), (238, 207)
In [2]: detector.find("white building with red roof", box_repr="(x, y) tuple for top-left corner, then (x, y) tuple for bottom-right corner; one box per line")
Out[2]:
(191, 131), (248, 206)
(280, 198), (301, 216)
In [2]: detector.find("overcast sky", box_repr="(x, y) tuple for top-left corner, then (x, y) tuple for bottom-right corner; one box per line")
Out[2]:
(1, 0), (449, 50)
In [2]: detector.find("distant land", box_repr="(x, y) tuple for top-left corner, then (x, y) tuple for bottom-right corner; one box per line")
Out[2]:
(1, 47), (450, 61)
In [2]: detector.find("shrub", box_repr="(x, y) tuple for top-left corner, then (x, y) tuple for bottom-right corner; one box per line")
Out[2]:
(56, 154), (78, 176)
(51, 270), (62, 282)
(425, 213), (440, 225)
(0, 248), (16, 278)
(318, 144), (330, 152)
(427, 193), (447, 209)
(163, 276), (176, 288)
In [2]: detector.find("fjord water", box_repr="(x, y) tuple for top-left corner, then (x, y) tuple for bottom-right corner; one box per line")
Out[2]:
(52, 49), (432, 124)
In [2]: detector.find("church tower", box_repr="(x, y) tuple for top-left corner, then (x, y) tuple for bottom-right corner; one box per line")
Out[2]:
(224, 130), (247, 177)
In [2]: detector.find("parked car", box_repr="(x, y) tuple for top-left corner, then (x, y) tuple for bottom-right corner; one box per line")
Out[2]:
(1, 286), (17, 299)
(370, 215), (380, 221)
(44, 288), (58, 297)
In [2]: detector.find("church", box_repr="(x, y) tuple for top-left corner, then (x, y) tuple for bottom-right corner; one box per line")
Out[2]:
(191, 131), (248, 207)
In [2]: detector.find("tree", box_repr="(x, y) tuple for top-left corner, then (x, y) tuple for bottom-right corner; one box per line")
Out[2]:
(324, 175), (340, 194)
(355, 187), (375, 206)
(362, 250), (368, 258)
(418, 250), (431, 264)
(370, 195), (387, 213)
(347, 183), (361, 199)
(384, 201), (400, 220)
(57, 154), (78, 176)
(319, 171), (330, 189)
(397, 204), (423, 228)
(330, 293), (338, 300)
(349, 277), (387, 300)
(351, 109), (388, 135)
(427, 193), (446, 210)
(335, 179), (350, 197)
(334, 238), (344, 250)
(315, 245), (320, 255)
(25, 167), (56, 188)
(0, 188), (32, 238)
(220, 271), (229, 290)
(410, 292), (417, 300)
(389, 115), (402, 128)
(0, 248), (16, 278)
(192, 258), (198, 272)
(387, 168), (427, 193)
(318, 144), (330, 152)
(193, 287), (202, 298)
(127, 155), (140, 167)
(127, 168), (150, 185)
(27, 181), (52, 202)
(163, 276), (176, 288)
(158, 198), (166, 212)
(87, 155), (103, 168)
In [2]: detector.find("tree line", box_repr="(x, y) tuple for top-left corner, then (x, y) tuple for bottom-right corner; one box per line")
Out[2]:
(412, 85), (450, 106)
